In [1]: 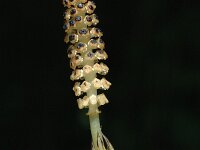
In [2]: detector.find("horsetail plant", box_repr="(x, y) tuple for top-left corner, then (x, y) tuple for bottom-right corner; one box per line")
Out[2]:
(63, 0), (114, 149)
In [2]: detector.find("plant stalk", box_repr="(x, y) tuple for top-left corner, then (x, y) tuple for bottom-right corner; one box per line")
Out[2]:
(89, 106), (101, 150)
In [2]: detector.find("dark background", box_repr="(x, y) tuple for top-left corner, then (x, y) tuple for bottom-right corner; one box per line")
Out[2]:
(1, 0), (200, 150)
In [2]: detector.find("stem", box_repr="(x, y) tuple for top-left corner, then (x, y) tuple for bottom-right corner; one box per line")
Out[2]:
(84, 57), (101, 149)
(89, 108), (114, 150)
(89, 106), (101, 150)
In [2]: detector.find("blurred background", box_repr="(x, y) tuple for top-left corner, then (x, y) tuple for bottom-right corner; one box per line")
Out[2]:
(1, 0), (200, 150)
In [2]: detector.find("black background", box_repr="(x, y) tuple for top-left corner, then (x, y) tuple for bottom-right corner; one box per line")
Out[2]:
(1, 0), (200, 150)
